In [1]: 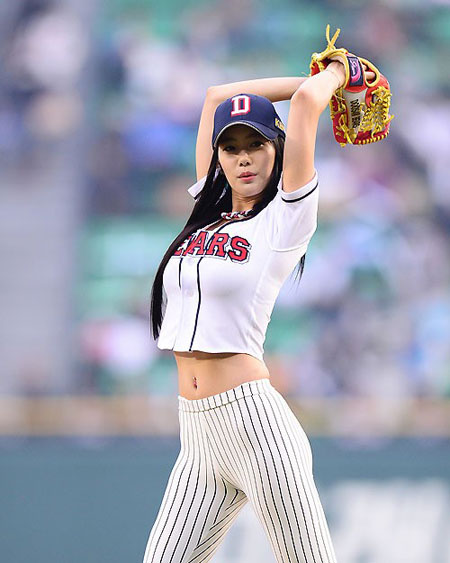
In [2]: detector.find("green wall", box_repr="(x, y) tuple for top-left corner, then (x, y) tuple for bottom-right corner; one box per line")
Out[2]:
(1, 438), (449, 563)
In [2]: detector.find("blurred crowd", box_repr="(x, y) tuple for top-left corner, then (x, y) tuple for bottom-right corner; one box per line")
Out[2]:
(0, 0), (87, 165)
(2, 0), (450, 399)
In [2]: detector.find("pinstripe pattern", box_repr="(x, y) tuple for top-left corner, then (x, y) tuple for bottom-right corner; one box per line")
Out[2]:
(143, 379), (337, 563)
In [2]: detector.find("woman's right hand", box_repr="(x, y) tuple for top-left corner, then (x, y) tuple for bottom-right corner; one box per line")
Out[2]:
(327, 59), (376, 89)
(326, 60), (346, 89)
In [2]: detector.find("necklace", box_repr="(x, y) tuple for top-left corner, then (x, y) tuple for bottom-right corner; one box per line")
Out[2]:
(220, 209), (254, 221)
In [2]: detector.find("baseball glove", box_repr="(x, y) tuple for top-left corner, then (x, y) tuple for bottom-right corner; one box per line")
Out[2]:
(310, 25), (393, 146)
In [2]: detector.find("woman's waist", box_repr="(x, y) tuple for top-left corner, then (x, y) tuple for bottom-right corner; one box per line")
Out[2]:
(174, 350), (270, 382)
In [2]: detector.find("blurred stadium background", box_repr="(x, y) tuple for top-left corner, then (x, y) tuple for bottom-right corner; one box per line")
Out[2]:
(0, 0), (449, 561)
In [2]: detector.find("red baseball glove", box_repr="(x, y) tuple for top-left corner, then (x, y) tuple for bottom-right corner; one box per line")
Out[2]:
(310, 25), (394, 146)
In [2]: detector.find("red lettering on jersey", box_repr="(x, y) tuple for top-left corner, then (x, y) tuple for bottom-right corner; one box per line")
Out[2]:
(185, 231), (208, 255)
(173, 244), (184, 256)
(231, 95), (251, 116)
(205, 233), (230, 257)
(228, 236), (251, 262)
(181, 235), (197, 256)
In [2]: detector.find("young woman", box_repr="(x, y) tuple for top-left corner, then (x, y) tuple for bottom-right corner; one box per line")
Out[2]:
(144, 60), (357, 563)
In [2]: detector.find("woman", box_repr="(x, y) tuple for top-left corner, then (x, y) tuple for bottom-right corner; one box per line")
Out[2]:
(144, 60), (353, 563)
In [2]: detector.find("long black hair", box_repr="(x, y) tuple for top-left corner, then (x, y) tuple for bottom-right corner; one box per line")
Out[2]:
(150, 135), (305, 339)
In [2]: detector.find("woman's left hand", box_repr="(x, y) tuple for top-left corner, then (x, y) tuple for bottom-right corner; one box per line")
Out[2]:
(361, 61), (376, 82)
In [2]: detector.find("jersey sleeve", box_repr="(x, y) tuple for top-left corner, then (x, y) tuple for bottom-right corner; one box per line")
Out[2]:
(187, 176), (207, 199)
(263, 171), (319, 253)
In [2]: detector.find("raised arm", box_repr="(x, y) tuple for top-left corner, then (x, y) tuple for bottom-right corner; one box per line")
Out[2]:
(195, 77), (308, 180)
(282, 62), (346, 191)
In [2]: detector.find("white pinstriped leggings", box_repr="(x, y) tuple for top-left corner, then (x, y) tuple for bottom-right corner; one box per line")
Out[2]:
(143, 378), (337, 563)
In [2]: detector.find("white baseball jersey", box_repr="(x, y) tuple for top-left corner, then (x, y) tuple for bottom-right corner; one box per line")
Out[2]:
(157, 171), (319, 361)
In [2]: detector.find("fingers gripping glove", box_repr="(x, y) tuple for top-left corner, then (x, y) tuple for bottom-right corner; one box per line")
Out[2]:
(310, 25), (393, 146)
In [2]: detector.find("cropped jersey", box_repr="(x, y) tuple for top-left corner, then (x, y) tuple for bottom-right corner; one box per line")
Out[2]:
(157, 171), (319, 362)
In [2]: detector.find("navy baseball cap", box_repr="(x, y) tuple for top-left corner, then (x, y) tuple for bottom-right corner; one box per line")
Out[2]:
(212, 93), (286, 148)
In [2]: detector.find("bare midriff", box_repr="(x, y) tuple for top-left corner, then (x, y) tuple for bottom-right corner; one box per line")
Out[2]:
(174, 351), (270, 400)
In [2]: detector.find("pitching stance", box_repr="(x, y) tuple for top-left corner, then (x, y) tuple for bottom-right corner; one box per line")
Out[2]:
(144, 27), (392, 563)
